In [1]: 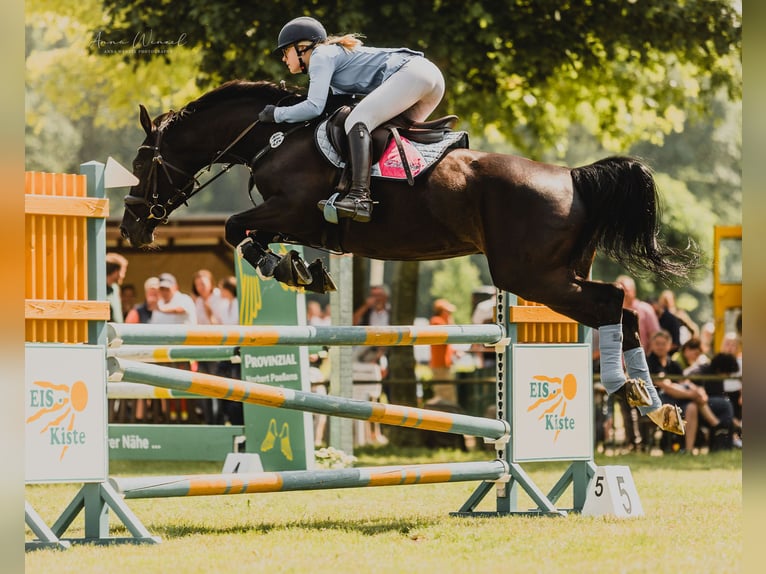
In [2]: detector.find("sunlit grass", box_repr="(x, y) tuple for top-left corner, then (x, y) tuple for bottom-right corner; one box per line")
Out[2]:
(25, 448), (742, 574)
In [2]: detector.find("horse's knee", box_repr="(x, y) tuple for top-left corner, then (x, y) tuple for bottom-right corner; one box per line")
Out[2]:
(225, 214), (249, 247)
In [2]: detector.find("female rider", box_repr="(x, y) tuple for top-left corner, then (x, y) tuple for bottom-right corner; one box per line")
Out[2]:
(258, 16), (445, 223)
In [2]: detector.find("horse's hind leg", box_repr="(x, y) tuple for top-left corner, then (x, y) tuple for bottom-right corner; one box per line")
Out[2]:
(503, 272), (683, 433)
(620, 309), (685, 435)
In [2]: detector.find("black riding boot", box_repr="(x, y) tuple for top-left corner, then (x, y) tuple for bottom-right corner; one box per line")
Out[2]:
(331, 122), (373, 222)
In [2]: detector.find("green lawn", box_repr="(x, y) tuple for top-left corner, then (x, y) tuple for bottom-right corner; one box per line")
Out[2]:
(25, 448), (742, 574)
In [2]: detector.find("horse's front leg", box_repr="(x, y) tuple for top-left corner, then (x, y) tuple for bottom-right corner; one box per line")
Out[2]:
(225, 207), (334, 293)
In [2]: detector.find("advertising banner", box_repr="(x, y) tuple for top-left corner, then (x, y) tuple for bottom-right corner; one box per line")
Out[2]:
(26, 344), (107, 483)
(236, 246), (313, 471)
(511, 344), (593, 462)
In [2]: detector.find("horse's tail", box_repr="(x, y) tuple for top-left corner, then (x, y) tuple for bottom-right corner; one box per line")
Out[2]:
(571, 156), (700, 283)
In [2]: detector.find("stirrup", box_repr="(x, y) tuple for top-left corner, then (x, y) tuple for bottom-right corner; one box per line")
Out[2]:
(647, 404), (685, 435)
(318, 192), (373, 224)
(622, 378), (652, 407)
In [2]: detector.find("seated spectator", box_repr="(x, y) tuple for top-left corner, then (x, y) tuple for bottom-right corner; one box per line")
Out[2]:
(658, 289), (699, 346)
(687, 353), (738, 451)
(720, 332), (742, 448)
(647, 330), (722, 453)
(672, 337), (710, 375)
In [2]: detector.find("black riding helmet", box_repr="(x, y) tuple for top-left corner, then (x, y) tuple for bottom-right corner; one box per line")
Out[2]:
(277, 17), (327, 74)
(277, 16), (327, 50)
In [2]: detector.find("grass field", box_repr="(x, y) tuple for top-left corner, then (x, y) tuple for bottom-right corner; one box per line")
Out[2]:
(25, 448), (742, 574)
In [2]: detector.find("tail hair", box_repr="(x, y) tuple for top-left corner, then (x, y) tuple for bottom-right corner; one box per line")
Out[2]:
(572, 156), (700, 283)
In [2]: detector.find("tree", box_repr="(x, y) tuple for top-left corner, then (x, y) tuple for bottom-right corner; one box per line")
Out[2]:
(25, 0), (204, 175)
(94, 0), (740, 156)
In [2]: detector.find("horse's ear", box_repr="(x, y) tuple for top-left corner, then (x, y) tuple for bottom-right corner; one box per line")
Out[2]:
(139, 104), (153, 137)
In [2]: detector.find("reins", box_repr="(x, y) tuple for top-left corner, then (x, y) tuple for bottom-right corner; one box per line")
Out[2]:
(125, 105), (311, 222)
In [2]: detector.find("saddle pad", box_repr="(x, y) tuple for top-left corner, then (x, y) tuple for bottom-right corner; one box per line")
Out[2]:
(315, 119), (468, 181)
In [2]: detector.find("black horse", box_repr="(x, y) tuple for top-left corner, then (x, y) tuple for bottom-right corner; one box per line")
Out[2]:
(119, 80), (697, 421)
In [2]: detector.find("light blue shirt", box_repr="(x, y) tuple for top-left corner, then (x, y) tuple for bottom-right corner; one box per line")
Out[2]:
(273, 44), (423, 123)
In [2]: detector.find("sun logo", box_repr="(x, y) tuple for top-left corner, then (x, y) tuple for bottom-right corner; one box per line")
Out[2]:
(526, 373), (578, 442)
(26, 380), (89, 460)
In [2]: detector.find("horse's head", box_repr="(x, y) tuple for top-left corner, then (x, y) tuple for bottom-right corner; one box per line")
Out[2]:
(119, 104), (199, 247)
(119, 80), (315, 247)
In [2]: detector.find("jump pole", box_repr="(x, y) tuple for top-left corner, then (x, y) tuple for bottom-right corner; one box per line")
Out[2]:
(107, 357), (510, 441)
(110, 460), (509, 499)
(106, 323), (504, 348)
(108, 345), (240, 363)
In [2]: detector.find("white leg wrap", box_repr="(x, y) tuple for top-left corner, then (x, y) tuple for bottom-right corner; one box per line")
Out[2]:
(598, 324), (625, 395)
(623, 347), (663, 414)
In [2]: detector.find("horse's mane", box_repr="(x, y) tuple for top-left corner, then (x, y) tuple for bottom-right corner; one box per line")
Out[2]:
(182, 80), (297, 114)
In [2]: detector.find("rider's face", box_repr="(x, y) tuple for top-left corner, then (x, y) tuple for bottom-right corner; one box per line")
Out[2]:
(281, 45), (302, 74)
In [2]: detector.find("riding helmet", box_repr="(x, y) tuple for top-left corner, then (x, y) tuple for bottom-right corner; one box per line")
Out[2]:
(277, 17), (327, 50)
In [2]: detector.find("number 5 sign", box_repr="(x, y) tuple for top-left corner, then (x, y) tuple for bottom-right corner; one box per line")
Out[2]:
(581, 466), (644, 518)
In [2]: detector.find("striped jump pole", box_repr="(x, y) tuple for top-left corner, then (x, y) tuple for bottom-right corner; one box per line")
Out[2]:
(107, 322), (505, 348)
(110, 460), (509, 499)
(107, 357), (510, 441)
(108, 345), (240, 363)
(107, 382), (205, 400)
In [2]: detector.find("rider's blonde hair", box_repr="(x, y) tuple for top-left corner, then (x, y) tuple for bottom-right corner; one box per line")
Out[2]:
(297, 33), (363, 52)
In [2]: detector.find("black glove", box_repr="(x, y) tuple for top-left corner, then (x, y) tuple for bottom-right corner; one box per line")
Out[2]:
(258, 105), (276, 123)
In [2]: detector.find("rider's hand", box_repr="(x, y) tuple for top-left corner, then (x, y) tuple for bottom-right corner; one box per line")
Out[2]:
(259, 105), (276, 123)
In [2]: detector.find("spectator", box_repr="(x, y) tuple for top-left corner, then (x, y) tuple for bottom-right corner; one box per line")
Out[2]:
(191, 269), (225, 424)
(700, 321), (715, 357)
(687, 353), (738, 450)
(470, 291), (497, 376)
(120, 283), (137, 321)
(720, 332), (742, 448)
(307, 300), (331, 326)
(658, 289), (699, 345)
(125, 277), (159, 324)
(353, 284), (391, 326)
(125, 276), (161, 422)
(105, 253), (129, 422)
(673, 337), (710, 375)
(151, 272), (197, 422)
(616, 274), (660, 354)
(151, 273), (197, 325)
(192, 269), (224, 325)
(646, 330), (721, 454)
(651, 297), (682, 354)
(352, 285), (390, 445)
(352, 284), (390, 377)
(217, 276), (240, 324)
(428, 298), (458, 405)
(105, 252), (129, 323)
(216, 276), (243, 425)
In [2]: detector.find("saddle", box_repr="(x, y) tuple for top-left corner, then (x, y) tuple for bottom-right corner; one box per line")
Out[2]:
(319, 106), (467, 187)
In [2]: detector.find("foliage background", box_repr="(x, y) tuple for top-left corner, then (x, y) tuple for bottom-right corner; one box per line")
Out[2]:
(25, 0), (742, 325)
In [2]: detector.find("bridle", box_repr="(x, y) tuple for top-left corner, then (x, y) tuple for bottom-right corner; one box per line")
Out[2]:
(124, 95), (310, 225)
(123, 118), (251, 224)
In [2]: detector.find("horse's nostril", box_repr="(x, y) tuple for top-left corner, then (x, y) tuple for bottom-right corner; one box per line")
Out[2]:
(119, 226), (129, 240)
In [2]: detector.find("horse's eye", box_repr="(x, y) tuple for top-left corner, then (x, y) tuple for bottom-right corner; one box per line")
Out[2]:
(134, 163), (143, 171)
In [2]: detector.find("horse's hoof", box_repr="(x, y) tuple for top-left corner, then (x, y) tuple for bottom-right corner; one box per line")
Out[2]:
(647, 404), (685, 435)
(273, 250), (312, 287)
(257, 252), (281, 277)
(622, 378), (652, 407)
(304, 259), (338, 294)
